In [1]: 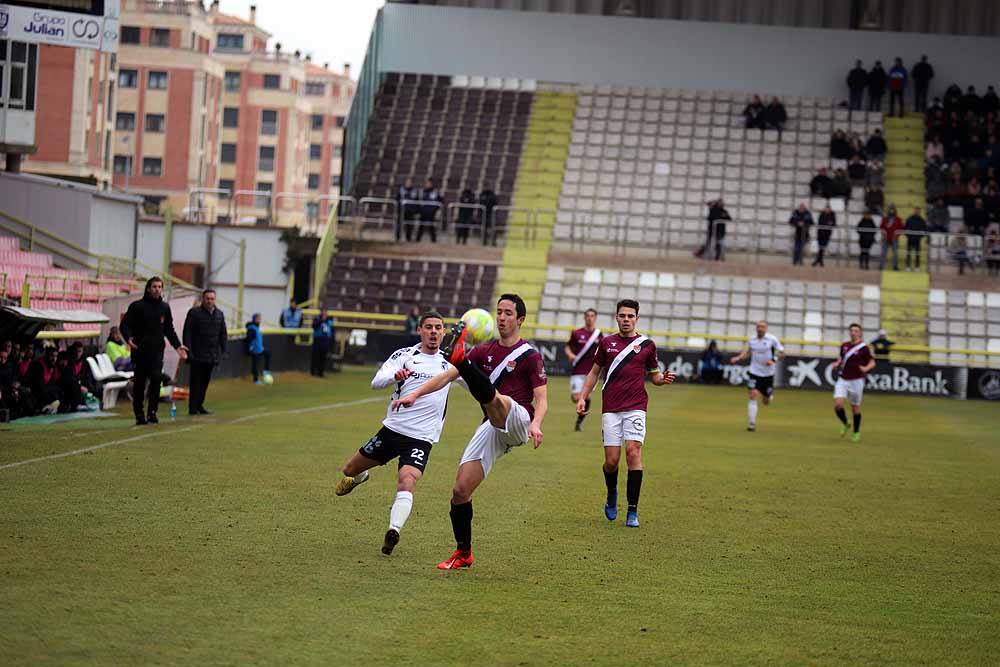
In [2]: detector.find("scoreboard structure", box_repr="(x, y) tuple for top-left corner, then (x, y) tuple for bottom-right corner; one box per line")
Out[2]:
(0, 0), (120, 52)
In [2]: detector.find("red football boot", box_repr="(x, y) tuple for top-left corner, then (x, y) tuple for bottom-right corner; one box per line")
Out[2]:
(440, 321), (468, 366)
(436, 549), (474, 570)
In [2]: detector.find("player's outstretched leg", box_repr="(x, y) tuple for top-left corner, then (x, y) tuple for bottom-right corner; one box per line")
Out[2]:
(438, 461), (483, 570)
(603, 446), (620, 521)
(624, 441), (643, 528)
(336, 452), (376, 496)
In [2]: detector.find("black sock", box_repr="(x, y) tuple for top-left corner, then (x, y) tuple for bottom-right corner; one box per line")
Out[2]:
(626, 469), (643, 510)
(603, 467), (618, 496)
(450, 501), (473, 553)
(853, 412), (862, 433)
(456, 360), (496, 405)
(835, 407), (848, 425)
(575, 399), (591, 426)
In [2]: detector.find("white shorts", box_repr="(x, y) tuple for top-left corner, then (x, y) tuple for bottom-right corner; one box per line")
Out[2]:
(834, 377), (865, 405)
(569, 374), (587, 395)
(459, 401), (531, 477)
(602, 410), (647, 447)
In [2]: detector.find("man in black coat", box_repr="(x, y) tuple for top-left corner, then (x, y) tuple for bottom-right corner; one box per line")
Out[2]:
(847, 60), (868, 111)
(911, 55), (934, 113)
(183, 289), (227, 416)
(120, 276), (188, 425)
(868, 61), (887, 111)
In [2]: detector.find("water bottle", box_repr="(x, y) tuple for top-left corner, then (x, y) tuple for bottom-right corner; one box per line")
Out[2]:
(169, 401), (177, 421)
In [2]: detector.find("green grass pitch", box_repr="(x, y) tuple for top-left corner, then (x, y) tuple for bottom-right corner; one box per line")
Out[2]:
(2, 367), (999, 665)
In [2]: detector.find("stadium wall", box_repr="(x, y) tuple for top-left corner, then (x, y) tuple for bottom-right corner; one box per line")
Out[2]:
(379, 4), (1000, 100)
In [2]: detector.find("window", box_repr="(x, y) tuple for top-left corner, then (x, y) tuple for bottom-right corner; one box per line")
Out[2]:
(258, 146), (275, 172)
(113, 155), (131, 174)
(222, 107), (239, 128)
(263, 74), (281, 90)
(148, 71), (168, 90)
(1, 41), (39, 112)
(254, 182), (272, 208)
(142, 158), (163, 176)
(305, 82), (325, 96)
(118, 69), (138, 88)
(220, 143), (237, 164)
(224, 70), (241, 92)
(331, 174), (341, 187)
(217, 33), (244, 50)
(150, 28), (170, 47)
(309, 144), (322, 160)
(335, 115), (346, 128)
(115, 112), (136, 131)
(307, 173), (320, 189)
(333, 145), (343, 158)
(306, 201), (320, 223)
(120, 26), (141, 44)
(218, 179), (234, 197)
(261, 109), (277, 136)
(145, 114), (165, 133)
(310, 114), (324, 130)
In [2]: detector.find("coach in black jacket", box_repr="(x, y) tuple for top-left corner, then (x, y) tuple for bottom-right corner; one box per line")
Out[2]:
(120, 276), (188, 425)
(182, 289), (227, 416)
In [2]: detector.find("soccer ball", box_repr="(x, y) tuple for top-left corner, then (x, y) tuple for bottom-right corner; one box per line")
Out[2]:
(262, 371), (274, 385)
(461, 308), (496, 345)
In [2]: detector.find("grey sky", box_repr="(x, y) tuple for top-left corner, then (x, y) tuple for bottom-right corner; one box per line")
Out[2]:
(216, 0), (386, 77)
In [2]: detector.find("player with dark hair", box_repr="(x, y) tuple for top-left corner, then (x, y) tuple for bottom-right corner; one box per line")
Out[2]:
(565, 307), (602, 431)
(729, 320), (785, 431)
(335, 311), (454, 555)
(832, 322), (876, 443)
(392, 294), (548, 570)
(575, 299), (675, 528)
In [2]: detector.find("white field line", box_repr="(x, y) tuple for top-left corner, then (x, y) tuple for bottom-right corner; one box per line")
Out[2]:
(1, 396), (386, 471)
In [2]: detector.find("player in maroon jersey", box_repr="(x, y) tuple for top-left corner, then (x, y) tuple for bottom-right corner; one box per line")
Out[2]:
(391, 294), (548, 569)
(575, 299), (675, 528)
(832, 322), (876, 443)
(565, 308), (602, 431)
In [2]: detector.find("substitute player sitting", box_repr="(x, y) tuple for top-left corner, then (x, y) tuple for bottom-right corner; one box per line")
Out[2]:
(576, 299), (675, 528)
(832, 322), (876, 443)
(392, 294), (548, 570)
(565, 307), (602, 431)
(729, 320), (785, 432)
(335, 311), (454, 556)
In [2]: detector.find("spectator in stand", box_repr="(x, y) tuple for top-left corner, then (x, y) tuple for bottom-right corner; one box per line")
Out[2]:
(455, 188), (477, 244)
(789, 203), (814, 266)
(868, 61), (887, 111)
(866, 129), (888, 162)
(864, 185), (885, 214)
(986, 228), (1000, 276)
(182, 289), (227, 416)
(16, 342), (33, 383)
(0, 339), (12, 376)
(904, 207), (929, 271)
(911, 55), (934, 113)
(962, 86), (981, 115)
(279, 298), (302, 329)
(58, 344), (92, 412)
(946, 173), (967, 205)
(926, 97), (944, 118)
(764, 97), (787, 139)
(848, 154), (867, 182)
(478, 187), (498, 246)
(105, 326), (132, 371)
(848, 134), (866, 159)
(416, 178), (442, 243)
(830, 129), (851, 160)
(857, 211), (878, 269)
(694, 198), (727, 259)
(928, 198), (951, 233)
(966, 197), (990, 236)
(925, 134), (945, 162)
(943, 84), (963, 113)
(28, 346), (62, 414)
(968, 176), (983, 199)
(887, 57), (907, 117)
(246, 313), (271, 385)
(872, 329), (894, 359)
(404, 306), (420, 346)
(396, 177), (419, 242)
(832, 168), (852, 200)
(865, 159), (885, 188)
(813, 205), (836, 267)
(810, 167), (833, 198)
(880, 204), (904, 271)
(697, 341), (724, 385)
(743, 95), (765, 130)
(311, 308), (335, 377)
(0, 342), (31, 420)
(847, 60), (868, 111)
(951, 224), (973, 274)
(982, 86), (999, 116)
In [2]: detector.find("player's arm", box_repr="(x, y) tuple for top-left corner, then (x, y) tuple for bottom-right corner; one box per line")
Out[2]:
(649, 368), (676, 386)
(564, 343), (576, 363)
(390, 365), (459, 410)
(859, 350), (876, 375)
(730, 345), (749, 364)
(371, 351), (410, 390)
(528, 384), (547, 449)
(575, 364), (602, 414)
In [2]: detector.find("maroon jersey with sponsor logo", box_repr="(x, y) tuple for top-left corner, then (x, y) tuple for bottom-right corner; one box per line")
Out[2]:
(838, 341), (873, 380)
(567, 327), (603, 376)
(594, 333), (658, 413)
(467, 338), (547, 418)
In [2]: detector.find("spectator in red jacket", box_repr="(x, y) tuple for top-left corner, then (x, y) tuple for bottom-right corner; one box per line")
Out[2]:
(880, 205), (904, 271)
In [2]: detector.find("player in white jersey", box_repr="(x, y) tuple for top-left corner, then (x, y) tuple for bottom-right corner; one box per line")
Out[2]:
(334, 311), (453, 556)
(729, 320), (785, 431)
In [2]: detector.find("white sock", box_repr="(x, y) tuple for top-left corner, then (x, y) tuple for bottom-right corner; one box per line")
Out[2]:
(747, 399), (758, 426)
(389, 491), (413, 531)
(354, 470), (369, 482)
